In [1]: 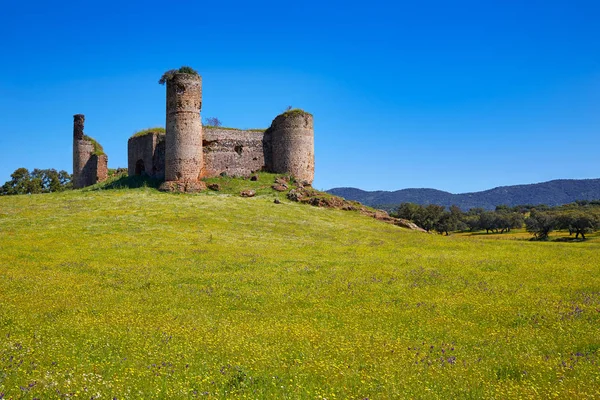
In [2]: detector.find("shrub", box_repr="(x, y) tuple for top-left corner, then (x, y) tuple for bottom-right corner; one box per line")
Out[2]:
(159, 66), (199, 85)
(83, 135), (105, 156)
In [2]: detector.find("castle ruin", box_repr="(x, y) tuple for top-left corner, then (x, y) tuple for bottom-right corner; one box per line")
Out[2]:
(73, 67), (314, 190)
(72, 114), (108, 189)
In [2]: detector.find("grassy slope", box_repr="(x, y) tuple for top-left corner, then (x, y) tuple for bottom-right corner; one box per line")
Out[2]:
(0, 188), (599, 399)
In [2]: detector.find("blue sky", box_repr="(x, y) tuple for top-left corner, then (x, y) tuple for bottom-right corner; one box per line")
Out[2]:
(1, 0), (598, 193)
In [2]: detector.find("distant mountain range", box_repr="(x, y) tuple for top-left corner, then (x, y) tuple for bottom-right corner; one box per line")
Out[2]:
(327, 179), (600, 211)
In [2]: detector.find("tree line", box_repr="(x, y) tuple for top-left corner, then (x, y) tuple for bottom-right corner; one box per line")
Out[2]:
(1, 167), (131, 195)
(1, 168), (72, 195)
(392, 201), (600, 240)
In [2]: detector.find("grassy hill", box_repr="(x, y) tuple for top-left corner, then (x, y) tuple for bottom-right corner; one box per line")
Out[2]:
(1, 179), (599, 398)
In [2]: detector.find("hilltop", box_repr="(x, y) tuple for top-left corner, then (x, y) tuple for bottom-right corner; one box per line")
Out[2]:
(328, 178), (600, 211)
(0, 183), (599, 398)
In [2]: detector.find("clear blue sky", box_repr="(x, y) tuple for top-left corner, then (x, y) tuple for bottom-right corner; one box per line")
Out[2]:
(1, 0), (598, 193)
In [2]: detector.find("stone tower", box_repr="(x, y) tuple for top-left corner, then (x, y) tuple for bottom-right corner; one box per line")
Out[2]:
(164, 72), (203, 185)
(271, 110), (315, 184)
(72, 114), (91, 189)
(72, 114), (108, 189)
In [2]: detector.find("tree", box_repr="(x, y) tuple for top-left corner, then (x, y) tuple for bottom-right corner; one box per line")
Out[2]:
(478, 211), (498, 233)
(435, 212), (456, 235)
(525, 211), (556, 240)
(414, 204), (445, 232)
(1, 168), (30, 195)
(495, 204), (510, 212)
(463, 214), (480, 231)
(204, 117), (222, 127)
(394, 203), (422, 221)
(449, 205), (468, 231)
(463, 207), (484, 231)
(434, 205), (466, 235)
(1, 168), (71, 195)
(494, 211), (524, 233)
(556, 211), (600, 240)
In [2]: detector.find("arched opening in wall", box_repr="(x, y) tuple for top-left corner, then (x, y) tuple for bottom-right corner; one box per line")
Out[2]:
(135, 159), (145, 176)
(234, 145), (243, 156)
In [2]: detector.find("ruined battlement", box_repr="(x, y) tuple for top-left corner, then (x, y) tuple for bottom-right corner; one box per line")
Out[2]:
(201, 127), (270, 178)
(271, 110), (314, 184)
(76, 67), (315, 190)
(73, 114), (85, 140)
(72, 114), (108, 188)
(127, 130), (165, 179)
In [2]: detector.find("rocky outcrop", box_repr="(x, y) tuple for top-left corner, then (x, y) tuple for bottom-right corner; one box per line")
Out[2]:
(240, 189), (256, 198)
(158, 181), (206, 193)
(285, 185), (426, 232)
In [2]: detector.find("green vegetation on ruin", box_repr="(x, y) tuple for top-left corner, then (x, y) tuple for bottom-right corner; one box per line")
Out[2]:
(203, 126), (267, 132)
(130, 127), (166, 139)
(83, 134), (105, 156)
(280, 108), (313, 118)
(1, 181), (599, 398)
(159, 66), (200, 85)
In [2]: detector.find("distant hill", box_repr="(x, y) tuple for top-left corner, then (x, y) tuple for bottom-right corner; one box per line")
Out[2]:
(327, 179), (600, 211)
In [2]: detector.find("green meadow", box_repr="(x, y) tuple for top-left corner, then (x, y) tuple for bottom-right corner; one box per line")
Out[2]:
(1, 180), (599, 399)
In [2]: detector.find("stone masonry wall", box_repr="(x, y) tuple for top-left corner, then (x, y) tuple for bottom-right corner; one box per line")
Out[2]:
(127, 70), (314, 186)
(73, 139), (95, 189)
(125, 114), (315, 184)
(73, 142), (108, 188)
(165, 73), (202, 182)
(72, 114), (109, 188)
(271, 112), (314, 184)
(201, 128), (271, 177)
(128, 133), (166, 179)
(95, 154), (108, 183)
(73, 114), (84, 140)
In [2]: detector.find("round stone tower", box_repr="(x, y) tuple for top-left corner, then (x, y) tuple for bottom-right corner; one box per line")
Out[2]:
(271, 110), (314, 184)
(72, 114), (93, 189)
(164, 72), (203, 183)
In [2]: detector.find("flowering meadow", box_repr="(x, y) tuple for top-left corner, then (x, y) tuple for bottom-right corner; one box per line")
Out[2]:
(0, 187), (599, 398)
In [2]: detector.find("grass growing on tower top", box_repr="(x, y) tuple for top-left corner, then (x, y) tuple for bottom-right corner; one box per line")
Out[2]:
(280, 108), (312, 117)
(130, 127), (166, 139)
(204, 126), (267, 132)
(159, 66), (200, 84)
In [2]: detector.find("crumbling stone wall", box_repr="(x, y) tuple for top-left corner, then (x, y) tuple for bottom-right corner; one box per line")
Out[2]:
(128, 132), (166, 179)
(165, 73), (202, 182)
(271, 111), (314, 184)
(126, 115), (314, 184)
(95, 154), (108, 183)
(72, 114), (108, 188)
(73, 137), (94, 189)
(201, 128), (271, 177)
(73, 114), (84, 141)
(124, 69), (315, 186)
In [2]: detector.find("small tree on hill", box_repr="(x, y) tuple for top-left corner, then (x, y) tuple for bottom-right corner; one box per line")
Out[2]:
(525, 211), (556, 240)
(556, 211), (600, 240)
(204, 117), (222, 127)
(394, 202), (422, 221)
(414, 204), (445, 232)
